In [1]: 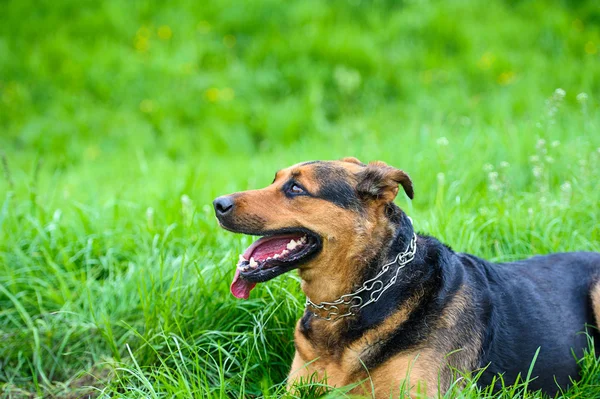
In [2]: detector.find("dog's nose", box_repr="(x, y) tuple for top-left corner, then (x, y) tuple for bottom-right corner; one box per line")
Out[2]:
(213, 196), (235, 217)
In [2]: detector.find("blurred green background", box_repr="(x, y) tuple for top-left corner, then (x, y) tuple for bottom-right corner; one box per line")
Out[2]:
(1, 0), (599, 397)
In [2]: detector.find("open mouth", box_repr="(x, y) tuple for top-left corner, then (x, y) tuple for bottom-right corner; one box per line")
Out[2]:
(230, 229), (321, 299)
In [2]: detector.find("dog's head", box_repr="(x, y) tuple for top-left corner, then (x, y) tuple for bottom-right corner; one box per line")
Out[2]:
(213, 158), (413, 299)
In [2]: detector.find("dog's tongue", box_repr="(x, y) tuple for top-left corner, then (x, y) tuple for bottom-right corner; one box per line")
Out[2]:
(230, 234), (302, 299)
(230, 269), (256, 299)
(243, 235), (300, 260)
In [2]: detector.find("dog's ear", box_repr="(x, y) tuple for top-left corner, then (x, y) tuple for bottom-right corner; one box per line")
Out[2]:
(356, 161), (414, 202)
(340, 157), (365, 166)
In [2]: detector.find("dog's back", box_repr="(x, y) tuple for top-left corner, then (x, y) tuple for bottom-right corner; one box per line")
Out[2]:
(460, 252), (600, 394)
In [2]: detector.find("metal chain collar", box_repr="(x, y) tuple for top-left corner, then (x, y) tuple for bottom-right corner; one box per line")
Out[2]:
(305, 227), (417, 322)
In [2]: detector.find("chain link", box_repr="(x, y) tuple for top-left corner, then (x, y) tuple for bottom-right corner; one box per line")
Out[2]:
(306, 232), (417, 321)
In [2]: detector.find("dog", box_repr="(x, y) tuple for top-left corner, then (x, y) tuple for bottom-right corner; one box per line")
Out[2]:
(213, 158), (600, 397)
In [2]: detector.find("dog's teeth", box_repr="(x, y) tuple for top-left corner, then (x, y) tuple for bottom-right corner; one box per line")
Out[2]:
(300, 236), (307, 243)
(287, 240), (299, 250)
(249, 258), (258, 268)
(273, 254), (280, 259)
(282, 250), (289, 256)
(238, 254), (246, 263)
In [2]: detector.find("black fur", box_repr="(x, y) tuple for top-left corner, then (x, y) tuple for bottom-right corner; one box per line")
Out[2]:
(301, 205), (600, 396)
(216, 159), (600, 395)
(356, 167), (393, 199)
(356, 164), (414, 200)
(312, 164), (362, 210)
(300, 160), (324, 166)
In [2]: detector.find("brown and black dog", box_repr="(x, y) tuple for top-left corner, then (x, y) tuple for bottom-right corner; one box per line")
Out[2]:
(213, 158), (600, 397)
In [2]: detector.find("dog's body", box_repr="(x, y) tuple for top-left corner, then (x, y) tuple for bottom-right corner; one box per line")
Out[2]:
(291, 227), (600, 396)
(214, 158), (600, 397)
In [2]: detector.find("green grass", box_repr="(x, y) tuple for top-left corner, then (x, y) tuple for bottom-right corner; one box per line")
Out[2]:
(1, 0), (600, 397)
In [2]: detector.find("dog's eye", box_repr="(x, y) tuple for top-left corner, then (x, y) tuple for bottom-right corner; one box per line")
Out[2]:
(285, 182), (305, 196)
(289, 183), (304, 194)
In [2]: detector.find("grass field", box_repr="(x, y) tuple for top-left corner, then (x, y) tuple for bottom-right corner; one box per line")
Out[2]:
(1, 0), (600, 397)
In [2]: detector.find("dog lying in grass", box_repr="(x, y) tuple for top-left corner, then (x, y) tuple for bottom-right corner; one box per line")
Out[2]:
(214, 157), (600, 397)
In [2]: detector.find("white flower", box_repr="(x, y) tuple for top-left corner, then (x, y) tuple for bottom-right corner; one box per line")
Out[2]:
(530, 155), (540, 163)
(334, 65), (361, 94)
(576, 92), (588, 103)
(483, 163), (494, 172)
(532, 166), (543, 178)
(500, 161), (510, 168)
(554, 88), (566, 98)
(560, 181), (572, 193)
(146, 207), (155, 225)
(181, 194), (192, 206)
(545, 156), (554, 164)
(52, 209), (62, 223)
(551, 140), (560, 148)
(436, 137), (449, 146)
(536, 139), (546, 149)
(437, 172), (445, 182)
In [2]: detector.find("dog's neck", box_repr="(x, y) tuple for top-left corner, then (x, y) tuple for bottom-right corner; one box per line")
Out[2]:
(300, 206), (417, 319)
(296, 209), (456, 361)
(384, 207), (415, 255)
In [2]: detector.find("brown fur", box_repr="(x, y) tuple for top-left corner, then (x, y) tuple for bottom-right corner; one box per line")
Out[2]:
(356, 161), (414, 201)
(591, 281), (600, 329)
(216, 158), (600, 398)
(231, 160), (398, 304)
(223, 158), (473, 397)
(287, 288), (482, 397)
